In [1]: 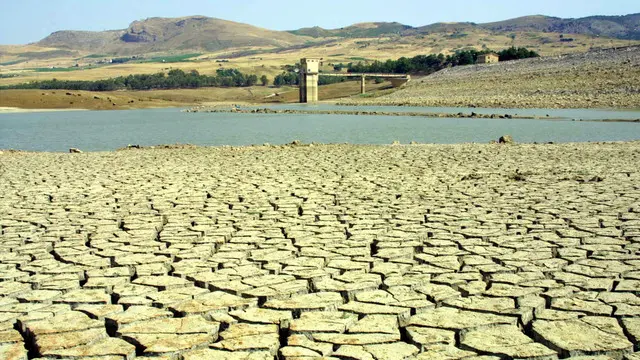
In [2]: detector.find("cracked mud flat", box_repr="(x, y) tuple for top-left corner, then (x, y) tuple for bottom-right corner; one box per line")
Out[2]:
(1, 142), (639, 360)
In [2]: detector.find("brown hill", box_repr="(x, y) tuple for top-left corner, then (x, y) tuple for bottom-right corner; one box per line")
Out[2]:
(290, 13), (640, 40)
(290, 22), (412, 38)
(480, 14), (640, 39)
(37, 16), (311, 55)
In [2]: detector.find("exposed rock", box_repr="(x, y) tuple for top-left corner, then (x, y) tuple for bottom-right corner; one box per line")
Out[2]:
(498, 135), (515, 144)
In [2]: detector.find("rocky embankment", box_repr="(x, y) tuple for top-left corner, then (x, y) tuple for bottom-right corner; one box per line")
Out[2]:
(1, 142), (640, 359)
(343, 46), (640, 109)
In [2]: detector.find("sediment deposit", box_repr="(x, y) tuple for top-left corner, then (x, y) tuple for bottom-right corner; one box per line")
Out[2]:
(1, 142), (640, 359)
(343, 46), (640, 109)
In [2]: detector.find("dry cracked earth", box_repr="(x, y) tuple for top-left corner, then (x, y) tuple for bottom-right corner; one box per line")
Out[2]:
(0, 142), (639, 360)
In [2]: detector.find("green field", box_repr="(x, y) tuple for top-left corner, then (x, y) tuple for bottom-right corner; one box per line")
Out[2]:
(83, 54), (109, 59)
(31, 66), (93, 72)
(0, 60), (24, 66)
(139, 53), (202, 63)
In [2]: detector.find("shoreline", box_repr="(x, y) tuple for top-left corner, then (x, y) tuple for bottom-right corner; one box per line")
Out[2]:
(0, 106), (89, 113)
(3, 140), (640, 155)
(184, 106), (640, 122)
(185, 106), (549, 120)
(2, 100), (639, 114)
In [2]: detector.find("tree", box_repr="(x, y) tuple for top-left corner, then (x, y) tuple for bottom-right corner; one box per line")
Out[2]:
(497, 47), (540, 62)
(246, 74), (258, 87)
(260, 75), (269, 86)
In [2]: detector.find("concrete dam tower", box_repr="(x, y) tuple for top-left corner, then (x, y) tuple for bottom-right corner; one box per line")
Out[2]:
(299, 58), (319, 103)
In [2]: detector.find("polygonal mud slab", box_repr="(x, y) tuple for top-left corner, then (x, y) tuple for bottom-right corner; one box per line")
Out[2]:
(532, 318), (634, 357)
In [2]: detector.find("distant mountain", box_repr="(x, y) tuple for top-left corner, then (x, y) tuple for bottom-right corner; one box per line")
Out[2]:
(29, 12), (640, 57)
(290, 22), (413, 38)
(480, 14), (640, 39)
(37, 16), (311, 55)
(412, 22), (478, 34)
(289, 13), (640, 40)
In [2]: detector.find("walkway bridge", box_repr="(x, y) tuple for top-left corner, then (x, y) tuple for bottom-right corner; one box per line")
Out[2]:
(299, 58), (410, 103)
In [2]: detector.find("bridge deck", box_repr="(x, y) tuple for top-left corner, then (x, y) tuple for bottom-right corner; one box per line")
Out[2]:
(320, 73), (409, 78)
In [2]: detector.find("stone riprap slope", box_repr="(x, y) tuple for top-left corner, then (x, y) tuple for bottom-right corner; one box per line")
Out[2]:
(1, 142), (640, 359)
(346, 46), (640, 109)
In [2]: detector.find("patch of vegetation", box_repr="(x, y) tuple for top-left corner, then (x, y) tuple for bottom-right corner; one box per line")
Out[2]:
(0, 73), (20, 78)
(338, 46), (539, 74)
(0, 68), (260, 91)
(0, 60), (24, 66)
(139, 53), (202, 63)
(17, 50), (77, 59)
(31, 67), (86, 72)
(318, 76), (351, 85)
(350, 57), (368, 61)
(220, 49), (263, 59)
(273, 72), (299, 86)
(111, 57), (137, 64)
(83, 54), (109, 59)
(447, 32), (468, 39)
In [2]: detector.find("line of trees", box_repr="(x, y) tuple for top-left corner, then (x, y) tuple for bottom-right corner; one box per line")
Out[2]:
(272, 72), (351, 86)
(273, 72), (299, 86)
(343, 47), (540, 75)
(1, 69), (265, 91)
(270, 46), (540, 87)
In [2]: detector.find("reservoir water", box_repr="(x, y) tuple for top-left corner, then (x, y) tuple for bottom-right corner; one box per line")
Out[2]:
(1, 106), (639, 152)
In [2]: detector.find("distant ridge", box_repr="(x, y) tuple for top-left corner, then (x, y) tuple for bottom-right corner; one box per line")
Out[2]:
(480, 14), (640, 39)
(290, 22), (413, 38)
(25, 12), (640, 56)
(36, 16), (311, 55)
(289, 13), (640, 40)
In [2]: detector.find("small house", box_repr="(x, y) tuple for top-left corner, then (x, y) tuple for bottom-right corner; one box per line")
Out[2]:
(478, 53), (499, 64)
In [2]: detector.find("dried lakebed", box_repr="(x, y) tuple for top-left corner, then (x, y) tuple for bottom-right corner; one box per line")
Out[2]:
(1, 142), (639, 359)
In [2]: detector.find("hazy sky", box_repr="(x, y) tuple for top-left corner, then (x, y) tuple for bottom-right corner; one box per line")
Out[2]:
(1, 0), (638, 44)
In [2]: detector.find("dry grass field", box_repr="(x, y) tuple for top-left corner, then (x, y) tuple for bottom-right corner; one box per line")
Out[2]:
(1, 29), (638, 87)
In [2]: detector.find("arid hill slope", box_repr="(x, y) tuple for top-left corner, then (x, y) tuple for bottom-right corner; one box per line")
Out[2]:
(346, 46), (640, 109)
(37, 16), (311, 55)
(291, 13), (640, 40)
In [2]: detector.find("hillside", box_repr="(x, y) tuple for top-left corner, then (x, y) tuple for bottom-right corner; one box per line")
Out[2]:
(37, 16), (311, 55)
(290, 22), (412, 38)
(480, 14), (640, 40)
(344, 46), (640, 109)
(289, 13), (640, 40)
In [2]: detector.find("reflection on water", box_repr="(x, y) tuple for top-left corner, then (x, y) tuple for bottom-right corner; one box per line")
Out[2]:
(1, 106), (639, 152)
